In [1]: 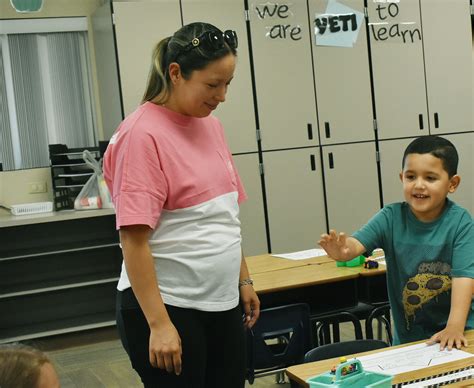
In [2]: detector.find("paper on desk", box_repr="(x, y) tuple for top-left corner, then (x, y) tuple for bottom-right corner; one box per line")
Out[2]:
(272, 248), (328, 260)
(358, 342), (473, 375)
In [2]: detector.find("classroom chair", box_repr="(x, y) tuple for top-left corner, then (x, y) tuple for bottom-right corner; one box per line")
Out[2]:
(303, 339), (389, 363)
(310, 309), (364, 347)
(365, 303), (393, 345)
(246, 303), (312, 385)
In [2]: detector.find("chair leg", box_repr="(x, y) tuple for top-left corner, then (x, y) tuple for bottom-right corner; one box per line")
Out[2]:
(275, 370), (286, 384)
(376, 316), (383, 340)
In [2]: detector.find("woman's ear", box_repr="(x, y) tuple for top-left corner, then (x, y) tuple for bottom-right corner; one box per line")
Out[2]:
(168, 62), (181, 85)
(448, 175), (461, 193)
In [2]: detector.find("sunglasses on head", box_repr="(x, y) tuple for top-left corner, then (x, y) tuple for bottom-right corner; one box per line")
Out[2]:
(181, 30), (238, 53)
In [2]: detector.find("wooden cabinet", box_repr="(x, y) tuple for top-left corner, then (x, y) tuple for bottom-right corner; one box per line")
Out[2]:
(0, 215), (121, 343)
(367, 0), (428, 139)
(233, 153), (268, 256)
(262, 147), (326, 253)
(112, 1), (182, 116)
(322, 142), (380, 234)
(420, 0), (472, 134)
(248, 0), (319, 150)
(309, 0), (375, 145)
(368, 0), (472, 138)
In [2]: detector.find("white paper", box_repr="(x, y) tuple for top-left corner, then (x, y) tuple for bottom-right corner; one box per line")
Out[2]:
(272, 248), (328, 260)
(358, 342), (473, 375)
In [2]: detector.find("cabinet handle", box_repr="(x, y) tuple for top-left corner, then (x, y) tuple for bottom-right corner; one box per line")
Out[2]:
(418, 114), (424, 130)
(325, 122), (331, 138)
(328, 152), (334, 169)
(310, 154), (316, 171)
(434, 113), (439, 128)
(307, 123), (313, 140)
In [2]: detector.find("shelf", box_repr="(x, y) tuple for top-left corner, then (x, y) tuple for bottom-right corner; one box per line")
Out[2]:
(57, 173), (94, 178)
(53, 151), (99, 156)
(0, 313), (116, 344)
(49, 144), (102, 211)
(0, 280), (118, 343)
(1, 277), (120, 299)
(0, 215), (119, 259)
(0, 213), (119, 344)
(55, 184), (86, 189)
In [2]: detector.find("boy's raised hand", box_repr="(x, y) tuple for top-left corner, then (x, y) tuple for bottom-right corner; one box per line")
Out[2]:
(318, 229), (352, 261)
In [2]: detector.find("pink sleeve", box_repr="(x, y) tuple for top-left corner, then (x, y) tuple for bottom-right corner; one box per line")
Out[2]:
(105, 127), (167, 230)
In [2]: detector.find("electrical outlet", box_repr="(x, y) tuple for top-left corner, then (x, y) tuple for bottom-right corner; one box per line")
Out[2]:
(28, 182), (47, 194)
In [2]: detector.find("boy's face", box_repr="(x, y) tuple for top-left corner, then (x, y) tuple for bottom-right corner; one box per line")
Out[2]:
(400, 153), (460, 222)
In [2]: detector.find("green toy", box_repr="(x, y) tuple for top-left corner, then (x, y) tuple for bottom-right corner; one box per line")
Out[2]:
(336, 255), (365, 267)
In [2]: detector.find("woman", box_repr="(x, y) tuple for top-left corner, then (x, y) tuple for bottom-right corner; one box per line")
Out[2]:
(104, 22), (260, 388)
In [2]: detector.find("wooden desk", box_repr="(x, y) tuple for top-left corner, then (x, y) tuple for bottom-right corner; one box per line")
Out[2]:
(247, 252), (388, 312)
(246, 253), (333, 275)
(252, 262), (360, 294)
(251, 261), (362, 314)
(286, 330), (474, 387)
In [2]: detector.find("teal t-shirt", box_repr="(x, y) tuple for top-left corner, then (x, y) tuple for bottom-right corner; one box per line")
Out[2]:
(353, 199), (474, 345)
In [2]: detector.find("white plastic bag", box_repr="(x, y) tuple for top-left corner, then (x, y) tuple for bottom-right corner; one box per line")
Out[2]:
(74, 150), (113, 210)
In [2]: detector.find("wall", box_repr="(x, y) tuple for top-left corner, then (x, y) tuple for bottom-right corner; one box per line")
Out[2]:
(0, 168), (52, 207)
(0, 0), (103, 208)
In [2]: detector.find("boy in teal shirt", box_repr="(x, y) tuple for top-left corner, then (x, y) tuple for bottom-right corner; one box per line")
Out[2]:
(319, 136), (473, 348)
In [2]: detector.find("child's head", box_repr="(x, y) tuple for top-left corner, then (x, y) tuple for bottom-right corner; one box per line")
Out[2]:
(402, 135), (458, 178)
(400, 136), (460, 222)
(0, 344), (60, 388)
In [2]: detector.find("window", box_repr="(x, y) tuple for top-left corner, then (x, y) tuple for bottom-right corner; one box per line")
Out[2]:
(0, 17), (98, 170)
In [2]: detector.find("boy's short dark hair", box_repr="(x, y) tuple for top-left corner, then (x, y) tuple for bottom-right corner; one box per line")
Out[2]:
(402, 135), (458, 177)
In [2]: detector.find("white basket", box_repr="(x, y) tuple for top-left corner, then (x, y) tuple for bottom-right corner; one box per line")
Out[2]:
(10, 201), (54, 216)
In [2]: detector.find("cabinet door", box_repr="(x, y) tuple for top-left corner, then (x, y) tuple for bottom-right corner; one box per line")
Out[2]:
(113, 1), (182, 115)
(181, 0), (258, 153)
(233, 153), (268, 255)
(378, 138), (413, 206)
(322, 142), (380, 234)
(263, 148), (326, 253)
(91, 2), (123, 140)
(309, 0), (374, 144)
(248, 0), (318, 150)
(443, 133), (474, 214)
(367, 0), (429, 139)
(421, 0), (472, 134)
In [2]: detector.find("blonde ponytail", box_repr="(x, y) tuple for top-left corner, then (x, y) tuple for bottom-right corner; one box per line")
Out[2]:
(142, 37), (172, 104)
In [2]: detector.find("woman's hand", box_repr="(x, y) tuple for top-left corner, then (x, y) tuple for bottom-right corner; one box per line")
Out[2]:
(240, 285), (260, 329)
(149, 320), (183, 375)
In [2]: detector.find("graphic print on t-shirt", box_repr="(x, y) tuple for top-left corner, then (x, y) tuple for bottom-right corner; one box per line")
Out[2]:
(402, 262), (452, 329)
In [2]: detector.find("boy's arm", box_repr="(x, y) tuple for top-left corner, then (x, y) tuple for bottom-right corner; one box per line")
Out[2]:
(319, 229), (366, 261)
(427, 277), (472, 350)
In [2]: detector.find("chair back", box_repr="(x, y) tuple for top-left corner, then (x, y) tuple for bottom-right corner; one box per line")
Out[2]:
(246, 303), (312, 384)
(304, 339), (389, 363)
(312, 310), (363, 346)
(365, 303), (393, 345)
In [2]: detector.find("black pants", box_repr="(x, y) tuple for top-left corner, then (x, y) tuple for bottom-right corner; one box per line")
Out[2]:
(116, 288), (246, 388)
